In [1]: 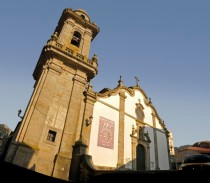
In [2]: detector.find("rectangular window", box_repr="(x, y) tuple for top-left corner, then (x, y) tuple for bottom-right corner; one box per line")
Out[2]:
(47, 130), (56, 142)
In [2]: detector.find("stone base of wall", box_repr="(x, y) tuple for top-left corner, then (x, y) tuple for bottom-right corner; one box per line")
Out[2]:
(1, 159), (209, 182)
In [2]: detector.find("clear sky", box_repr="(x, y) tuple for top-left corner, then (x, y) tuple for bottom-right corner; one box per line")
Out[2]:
(0, 0), (210, 147)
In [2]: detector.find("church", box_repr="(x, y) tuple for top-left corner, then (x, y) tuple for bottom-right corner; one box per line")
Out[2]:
(2, 8), (174, 181)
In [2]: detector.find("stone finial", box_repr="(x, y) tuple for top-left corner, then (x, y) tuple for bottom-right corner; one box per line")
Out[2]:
(118, 75), (123, 86)
(92, 53), (98, 63)
(149, 98), (152, 104)
(51, 32), (58, 41)
(46, 32), (58, 46)
(87, 80), (93, 92)
(92, 54), (98, 68)
(132, 125), (137, 135)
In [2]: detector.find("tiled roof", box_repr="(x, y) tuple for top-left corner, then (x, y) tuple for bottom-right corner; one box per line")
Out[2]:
(179, 146), (210, 153)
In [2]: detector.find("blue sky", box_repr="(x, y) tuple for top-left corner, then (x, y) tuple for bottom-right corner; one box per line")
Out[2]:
(0, 0), (210, 147)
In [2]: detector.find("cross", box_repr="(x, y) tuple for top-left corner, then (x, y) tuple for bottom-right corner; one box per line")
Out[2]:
(134, 76), (139, 86)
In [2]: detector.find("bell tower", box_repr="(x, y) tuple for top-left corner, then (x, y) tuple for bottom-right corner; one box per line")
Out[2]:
(4, 8), (100, 180)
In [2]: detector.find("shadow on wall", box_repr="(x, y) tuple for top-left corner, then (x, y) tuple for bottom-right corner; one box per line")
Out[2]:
(0, 160), (68, 183)
(0, 121), (40, 173)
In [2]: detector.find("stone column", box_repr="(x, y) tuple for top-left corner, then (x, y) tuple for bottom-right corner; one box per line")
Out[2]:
(152, 113), (160, 170)
(57, 20), (74, 44)
(82, 85), (96, 149)
(130, 135), (137, 170)
(81, 31), (92, 57)
(146, 144), (151, 170)
(165, 130), (172, 170)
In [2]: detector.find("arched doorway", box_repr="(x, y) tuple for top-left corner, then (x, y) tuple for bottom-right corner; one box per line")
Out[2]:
(136, 144), (146, 170)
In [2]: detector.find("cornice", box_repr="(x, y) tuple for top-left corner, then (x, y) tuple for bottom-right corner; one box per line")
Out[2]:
(73, 75), (87, 86)
(96, 85), (149, 100)
(84, 90), (97, 104)
(33, 40), (98, 81)
(146, 100), (167, 131)
(128, 86), (148, 99)
(97, 85), (135, 98)
(96, 84), (168, 133)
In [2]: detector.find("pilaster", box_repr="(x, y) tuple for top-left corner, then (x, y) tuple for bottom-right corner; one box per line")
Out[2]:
(152, 113), (160, 170)
(52, 74), (86, 179)
(82, 86), (97, 149)
(130, 135), (137, 170)
(117, 92), (126, 168)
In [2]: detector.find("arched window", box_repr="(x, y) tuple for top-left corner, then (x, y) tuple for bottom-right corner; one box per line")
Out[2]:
(71, 31), (81, 47)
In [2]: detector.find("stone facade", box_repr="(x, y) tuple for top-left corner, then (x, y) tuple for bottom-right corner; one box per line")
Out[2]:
(3, 8), (174, 182)
(88, 84), (171, 172)
(4, 8), (99, 181)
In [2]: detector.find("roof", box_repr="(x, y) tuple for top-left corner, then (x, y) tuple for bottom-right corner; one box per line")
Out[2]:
(178, 141), (210, 154)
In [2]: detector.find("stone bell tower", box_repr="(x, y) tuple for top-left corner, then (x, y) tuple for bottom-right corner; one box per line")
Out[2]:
(4, 8), (100, 180)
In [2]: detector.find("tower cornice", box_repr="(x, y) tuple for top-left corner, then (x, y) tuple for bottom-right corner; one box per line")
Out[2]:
(33, 41), (98, 81)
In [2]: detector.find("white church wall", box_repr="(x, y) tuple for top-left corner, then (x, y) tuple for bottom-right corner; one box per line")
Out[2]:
(98, 94), (120, 109)
(143, 108), (153, 126)
(89, 100), (119, 167)
(155, 117), (163, 129)
(124, 92), (141, 117)
(157, 130), (170, 170)
(89, 90), (170, 170)
(145, 126), (155, 170)
(124, 91), (153, 126)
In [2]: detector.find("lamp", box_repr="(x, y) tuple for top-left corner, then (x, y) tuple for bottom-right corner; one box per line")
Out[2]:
(85, 115), (93, 126)
(18, 109), (23, 119)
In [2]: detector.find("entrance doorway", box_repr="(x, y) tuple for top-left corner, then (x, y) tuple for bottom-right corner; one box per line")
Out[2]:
(136, 144), (146, 170)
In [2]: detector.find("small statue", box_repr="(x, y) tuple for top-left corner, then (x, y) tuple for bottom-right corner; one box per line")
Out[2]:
(132, 125), (137, 135)
(144, 131), (151, 143)
(139, 126), (145, 140)
(92, 53), (98, 62)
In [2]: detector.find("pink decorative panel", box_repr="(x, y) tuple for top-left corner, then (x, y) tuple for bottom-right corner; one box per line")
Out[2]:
(97, 116), (114, 149)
